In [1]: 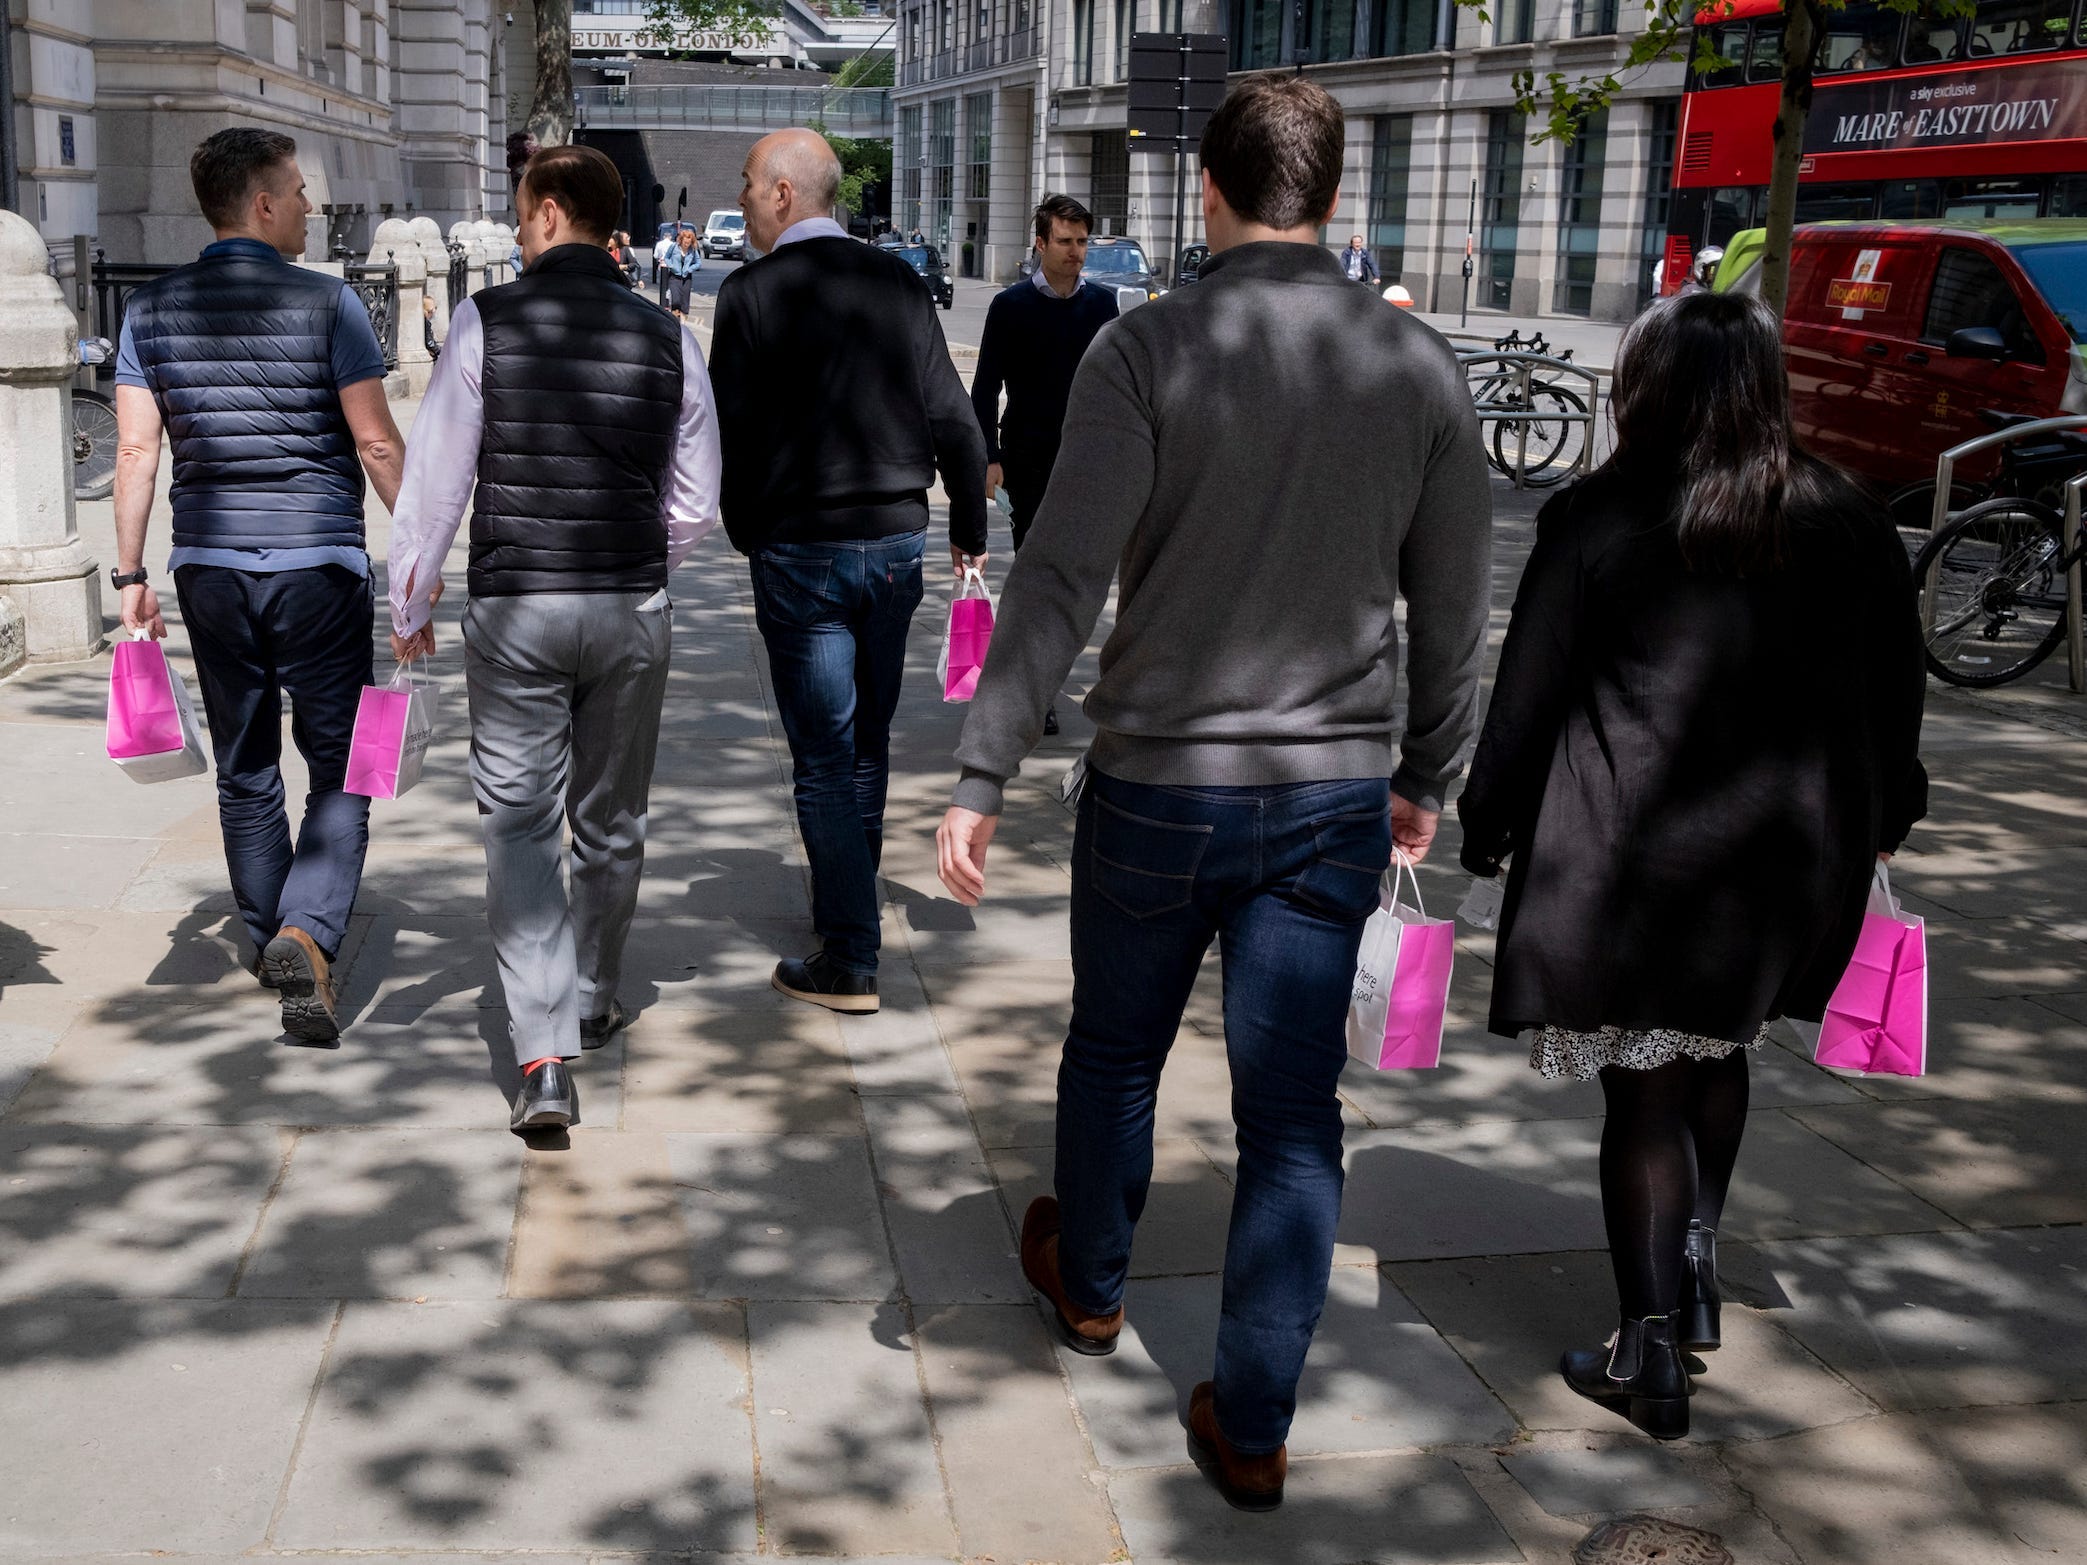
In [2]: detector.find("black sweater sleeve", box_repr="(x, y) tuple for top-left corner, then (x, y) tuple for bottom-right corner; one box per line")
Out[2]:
(922, 296), (989, 555)
(970, 293), (1007, 464)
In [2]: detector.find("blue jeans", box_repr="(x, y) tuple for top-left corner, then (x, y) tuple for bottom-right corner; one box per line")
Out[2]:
(749, 531), (927, 975)
(1058, 768), (1391, 1453)
(173, 563), (375, 961)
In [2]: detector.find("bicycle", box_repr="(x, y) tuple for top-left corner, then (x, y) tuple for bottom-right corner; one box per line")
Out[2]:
(1911, 415), (2087, 687)
(72, 336), (117, 503)
(1463, 330), (1588, 487)
(1886, 407), (2087, 532)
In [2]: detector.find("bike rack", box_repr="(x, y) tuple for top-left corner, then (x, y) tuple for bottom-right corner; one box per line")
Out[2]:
(1925, 415), (2087, 693)
(1455, 351), (1604, 491)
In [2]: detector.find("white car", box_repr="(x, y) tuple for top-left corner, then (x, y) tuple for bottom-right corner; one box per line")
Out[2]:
(702, 210), (747, 259)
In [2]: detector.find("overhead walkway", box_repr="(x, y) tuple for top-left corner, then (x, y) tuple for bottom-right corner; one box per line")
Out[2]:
(573, 84), (891, 136)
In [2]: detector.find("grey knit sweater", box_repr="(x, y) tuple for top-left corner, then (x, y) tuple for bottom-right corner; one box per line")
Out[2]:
(951, 241), (1493, 817)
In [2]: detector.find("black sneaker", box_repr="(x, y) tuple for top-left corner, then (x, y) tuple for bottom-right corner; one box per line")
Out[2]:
(580, 998), (631, 1051)
(510, 1060), (578, 1131)
(771, 952), (879, 1015)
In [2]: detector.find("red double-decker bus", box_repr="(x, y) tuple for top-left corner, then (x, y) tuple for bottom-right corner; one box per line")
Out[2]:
(1662, 0), (2087, 288)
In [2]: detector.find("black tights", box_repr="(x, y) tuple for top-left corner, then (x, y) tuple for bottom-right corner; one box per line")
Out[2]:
(1596, 1049), (1751, 1319)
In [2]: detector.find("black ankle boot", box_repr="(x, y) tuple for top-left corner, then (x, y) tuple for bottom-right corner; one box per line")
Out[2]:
(1679, 1222), (1721, 1353)
(1561, 1316), (1692, 1440)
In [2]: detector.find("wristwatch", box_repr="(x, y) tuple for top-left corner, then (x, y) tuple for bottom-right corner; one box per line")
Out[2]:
(109, 568), (149, 590)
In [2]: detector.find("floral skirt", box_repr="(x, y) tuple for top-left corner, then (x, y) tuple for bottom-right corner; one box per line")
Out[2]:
(1529, 1022), (1773, 1082)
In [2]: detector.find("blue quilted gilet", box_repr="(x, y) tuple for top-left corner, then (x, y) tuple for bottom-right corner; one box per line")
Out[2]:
(125, 245), (366, 553)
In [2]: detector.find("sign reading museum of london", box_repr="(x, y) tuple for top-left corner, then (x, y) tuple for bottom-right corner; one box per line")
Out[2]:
(571, 21), (790, 53)
(1806, 61), (2087, 153)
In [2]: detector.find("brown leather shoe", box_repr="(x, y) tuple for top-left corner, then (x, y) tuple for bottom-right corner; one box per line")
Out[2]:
(1186, 1381), (1286, 1512)
(1018, 1196), (1123, 1356)
(260, 925), (340, 1046)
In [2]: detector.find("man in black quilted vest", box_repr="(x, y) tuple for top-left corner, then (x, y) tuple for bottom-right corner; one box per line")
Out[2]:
(388, 144), (722, 1133)
(111, 128), (407, 1046)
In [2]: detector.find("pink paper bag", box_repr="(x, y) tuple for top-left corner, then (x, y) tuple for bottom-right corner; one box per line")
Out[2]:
(1347, 855), (1457, 1069)
(106, 633), (208, 784)
(345, 666), (439, 799)
(1816, 865), (1927, 1077)
(938, 566), (995, 703)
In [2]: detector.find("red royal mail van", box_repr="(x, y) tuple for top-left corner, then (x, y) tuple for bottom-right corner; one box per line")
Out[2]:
(1717, 220), (2087, 499)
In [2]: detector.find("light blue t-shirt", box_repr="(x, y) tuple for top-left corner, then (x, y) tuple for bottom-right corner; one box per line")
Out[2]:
(114, 237), (387, 577)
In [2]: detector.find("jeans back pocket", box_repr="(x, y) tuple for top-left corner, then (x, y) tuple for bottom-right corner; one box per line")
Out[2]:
(1291, 808), (1392, 923)
(1088, 795), (1212, 921)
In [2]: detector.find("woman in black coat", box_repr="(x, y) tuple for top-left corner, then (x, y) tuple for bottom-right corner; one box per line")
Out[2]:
(1458, 290), (1927, 1440)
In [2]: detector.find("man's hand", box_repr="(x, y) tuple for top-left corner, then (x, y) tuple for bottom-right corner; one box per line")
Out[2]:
(1391, 795), (1439, 864)
(951, 546), (989, 580)
(985, 462), (1004, 498)
(390, 622), (436, 664)
(937, 806), (999, 905)
(120, 582), (166, 640)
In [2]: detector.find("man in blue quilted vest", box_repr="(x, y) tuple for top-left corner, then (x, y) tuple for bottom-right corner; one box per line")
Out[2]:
(111, 128), (407, 1046)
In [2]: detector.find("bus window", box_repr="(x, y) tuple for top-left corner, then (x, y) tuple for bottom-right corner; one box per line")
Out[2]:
(1968, 0), (2067, 54)
(1945, 178), (2043, 219)
(1882, 180), (1944, 219)
(1796, 184), (1880, 222)
(1902, 1), (1967, 60)
(1747, 22), (1784, 79)
(1706, 186), (1761, 245)
(1693, 21), (1748, 87)
(2053, 176), (2087, 219)
(1923, 247), (2044, 361)
(1816, 2), (1900, 71)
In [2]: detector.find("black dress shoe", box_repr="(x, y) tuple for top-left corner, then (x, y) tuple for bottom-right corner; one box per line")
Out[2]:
(580, 999), (631, 1051)
(1679, 1221), (1722, 1352)
(1043, 706), (1060, 737)
(1561, 1315), (1692, 1441)
(510, 1060), (578, 1131)
(771, 952), (879, 1014)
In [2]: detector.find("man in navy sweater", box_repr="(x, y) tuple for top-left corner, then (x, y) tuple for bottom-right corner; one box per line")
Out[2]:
(969, 194), (1118, 733)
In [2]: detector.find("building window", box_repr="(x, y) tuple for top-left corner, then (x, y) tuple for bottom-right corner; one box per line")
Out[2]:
(1300, 0), (1355, 60)
(899, 104), (924, 231)
(1553, 109), (1607, 315)
(1091, 129), (1130, 234)
(1480, 110), (1525, 311)
(58, 116), (76, 167)
(967, 92), (993, 198)
(1156, 0), (1181, 27)
(1370, 0), (1435, 55)
(931, 98), (957, 247)
(1114, 0), (1134, 79)
(1073, 0), (1095, 82)
(1230, 0), (1285, 68)
(1638, 99), (1678, 309)
(1368, 116), (1411, 279)
(1573, 0), (1619, 34)
(1494, 0), (1535, 44)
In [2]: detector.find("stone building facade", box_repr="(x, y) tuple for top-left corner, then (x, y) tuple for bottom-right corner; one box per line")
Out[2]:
(894, 0), (1686, 321)
(3, 0), (512, 266)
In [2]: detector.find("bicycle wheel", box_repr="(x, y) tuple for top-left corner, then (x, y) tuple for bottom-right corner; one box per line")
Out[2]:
(72, 389), (118, 502)
(1885, 477), (1986, 534)
(1491, 384), (1586, 487)
(1913, 496), (2070, 687)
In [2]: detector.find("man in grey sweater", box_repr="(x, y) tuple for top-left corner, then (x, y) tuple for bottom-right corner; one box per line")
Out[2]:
(935, 77), (1491, 1511)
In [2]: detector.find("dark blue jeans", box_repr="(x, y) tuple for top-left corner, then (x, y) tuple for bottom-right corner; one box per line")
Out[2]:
(749, 531), (927, 975)
(1058, 768), (1391, 1454)
(173, 563), (375, 961)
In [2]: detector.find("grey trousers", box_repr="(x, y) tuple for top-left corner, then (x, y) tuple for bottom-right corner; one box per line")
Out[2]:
(463, 591), (673, 1064)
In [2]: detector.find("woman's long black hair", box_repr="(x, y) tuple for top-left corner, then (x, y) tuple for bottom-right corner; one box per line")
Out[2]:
(1604, 289), (1847, 576)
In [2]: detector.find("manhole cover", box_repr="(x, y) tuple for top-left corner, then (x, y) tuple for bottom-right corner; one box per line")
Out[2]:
(1573, 1514), (1735, 1565)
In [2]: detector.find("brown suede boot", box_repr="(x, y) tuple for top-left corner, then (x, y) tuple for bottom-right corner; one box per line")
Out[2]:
(1018, 1196), (1123, 1356)
(260, 925), (340, 1046)
(1186, 1381), (1286, 1512)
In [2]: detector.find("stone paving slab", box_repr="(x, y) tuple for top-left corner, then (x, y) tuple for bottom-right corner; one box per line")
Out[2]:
(508, 1130), (694, 1299)
(1107, 1451), (1520, 1565)
(618, 1005), (860, 1135)
(0, 1123), (283, 1298)
(0, 1298), (338, 1555)
(275, 1300), (755, 1555)
(665, 1132), (896, 1301)
(746, 1300), (957, 1556)
(859, 1092), (1027, 1304)
(237, 1128), (523, 1300)
(1497, 1442), (1716, 1517)
(0, 1019), (59, 1115)
(1057, 1269), (1515, 1470)
(1790, 1096), (2087, 1229)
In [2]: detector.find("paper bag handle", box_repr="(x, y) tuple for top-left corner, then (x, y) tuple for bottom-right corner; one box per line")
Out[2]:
(1386, 848), (1426, 918)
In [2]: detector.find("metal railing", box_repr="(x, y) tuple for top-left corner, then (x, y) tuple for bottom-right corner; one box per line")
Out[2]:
(446, 240), (468, 307)
(345, 260), (401, 372)
(1456, 351), (1603, 490)
(88, 255), (174, 374)
(573, 83), (892, 134)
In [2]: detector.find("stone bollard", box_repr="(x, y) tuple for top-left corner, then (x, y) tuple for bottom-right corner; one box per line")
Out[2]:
(409, 215), (450, 343)
(0, 593), (24, 680)
(0, 209), (102, 665)
(489, 222), (517, 285)
(369, 219), (433, 396)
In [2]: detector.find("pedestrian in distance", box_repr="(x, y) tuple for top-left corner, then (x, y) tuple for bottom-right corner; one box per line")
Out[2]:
(711, 128), (987, 1017)
(1457, 290), (1928, 1442)
(935, 76), (1492, 1511)
(1342, 233), (1379, 285)
(612, 229), (644, 288)
(663, 226), (703, 319)
(110, 127), (406, 1045)
(969, 193), (1120, 738)
(388, 143), (722, 1133)
(653, 225), (676, 303)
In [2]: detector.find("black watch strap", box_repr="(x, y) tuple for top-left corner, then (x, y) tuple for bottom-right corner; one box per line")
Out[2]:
(110, 568), (149, 590)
